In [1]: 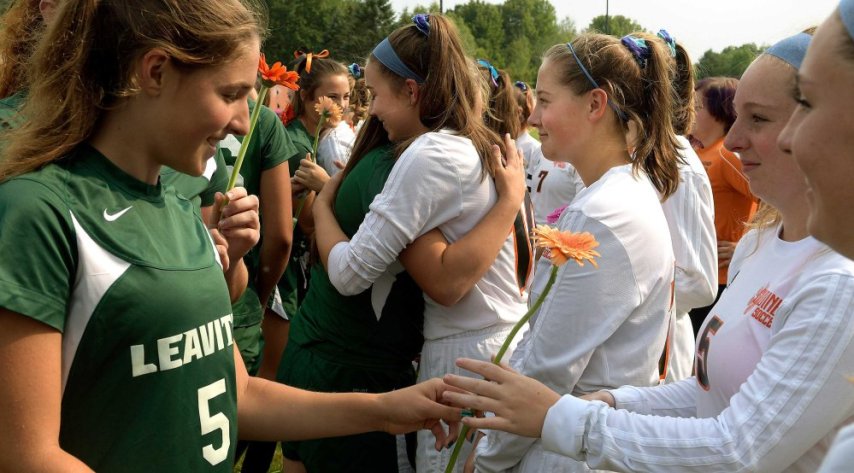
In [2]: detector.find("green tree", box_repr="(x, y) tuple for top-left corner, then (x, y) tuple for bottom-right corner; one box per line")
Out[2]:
(557, 16), (578, 43)
(695, 43), (764, 79)
(265, 0), (396, 66)
(452, 1), (506, 65)
(585, 14), (645, 37)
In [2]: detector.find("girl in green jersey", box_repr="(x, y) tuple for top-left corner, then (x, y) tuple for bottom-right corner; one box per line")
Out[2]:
(0, 1), (461, 471)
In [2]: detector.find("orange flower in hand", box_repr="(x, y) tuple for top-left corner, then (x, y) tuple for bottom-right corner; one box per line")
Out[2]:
(259, 53), (300, 90)
(314, 96), (343, 128)
(533, 225), (600, 268)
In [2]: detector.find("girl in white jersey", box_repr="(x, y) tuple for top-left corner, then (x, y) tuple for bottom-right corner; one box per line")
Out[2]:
(445, 30), (854, 472)
(462, 32), (681, 472)
(311, 14), (533, 472)
(658, 31), (718, 382)
(0, 1), (463, 470)
(780, 2), (854, 471)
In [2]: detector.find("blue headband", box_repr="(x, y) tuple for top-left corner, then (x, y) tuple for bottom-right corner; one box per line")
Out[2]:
(841, 0), (854, 41)
(372, 37), (425, 84)
(477, 59), (500, 87)
(514, 80), (529, 92)
(566, 41), (628, 122)
(765, 32), (812, 69)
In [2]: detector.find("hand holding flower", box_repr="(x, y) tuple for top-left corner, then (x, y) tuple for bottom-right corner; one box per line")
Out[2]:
(214, 187), (260, 263)
(293, 156), (331, 193)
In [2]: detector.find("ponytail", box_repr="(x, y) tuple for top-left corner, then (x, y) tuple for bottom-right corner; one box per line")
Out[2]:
(478, 62), (522, 139)
(671, 42), (695, 136)
(629, 31), (680, 198)
(0, 0), (265, 181)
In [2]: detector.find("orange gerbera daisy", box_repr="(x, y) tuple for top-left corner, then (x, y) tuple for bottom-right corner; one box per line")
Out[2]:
(533, 225), (600, 268)
(314, 96), (343, 127)
(259, 53), (300, 90)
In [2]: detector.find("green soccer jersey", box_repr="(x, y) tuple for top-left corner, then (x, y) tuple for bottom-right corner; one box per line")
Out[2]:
(160, 147), (229, 209)
(0, 146), (237, 471)
(285, 146), (425, 370)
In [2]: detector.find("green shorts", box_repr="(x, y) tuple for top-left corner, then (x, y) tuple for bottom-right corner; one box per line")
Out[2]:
(277, 342), (416, 472)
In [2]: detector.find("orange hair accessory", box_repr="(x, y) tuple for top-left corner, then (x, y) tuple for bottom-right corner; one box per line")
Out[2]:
(294, 49), (330, 74)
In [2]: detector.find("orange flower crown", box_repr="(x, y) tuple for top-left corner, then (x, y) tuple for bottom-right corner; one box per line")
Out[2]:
(532, 225), (600, 268)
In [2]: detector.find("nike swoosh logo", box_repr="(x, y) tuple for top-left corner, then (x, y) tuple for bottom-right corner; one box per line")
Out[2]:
(103, 206), (133, 222)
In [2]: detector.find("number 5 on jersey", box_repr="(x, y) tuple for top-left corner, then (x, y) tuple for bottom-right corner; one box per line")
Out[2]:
(198, 378), (230, 465)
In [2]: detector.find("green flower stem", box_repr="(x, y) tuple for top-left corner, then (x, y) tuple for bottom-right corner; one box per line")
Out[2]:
(293, 114), (327, 228)
(443, 264), (560, 473)
(226, 86), (269, 192)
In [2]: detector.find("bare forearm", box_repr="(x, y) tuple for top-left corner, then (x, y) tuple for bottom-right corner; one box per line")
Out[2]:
(434, 199), (518, 292)
(254, 311), (290, 380)
(403, 198), (520, 305)
(223, 258), (249, 303)
(237, 377), (382, 441)
(0, 449), (94, 473)
(255, 239), (291, 308)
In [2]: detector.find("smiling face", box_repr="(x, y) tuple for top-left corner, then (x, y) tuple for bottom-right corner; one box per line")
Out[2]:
(364, 60), (423, 142)
(528, 59), (592, 165)
(154, 38), (258, 176)
(780, 13), (854, 257)
(723, 55), (806, 213)
(302, 72), (351, 127)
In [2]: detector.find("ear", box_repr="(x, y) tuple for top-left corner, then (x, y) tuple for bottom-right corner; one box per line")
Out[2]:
(404, 79), (421, 106)
(587, 89), (610, 122)
(38, 0), (57, 23)
(137, 49), (170, 97)
(300, 88), (311, 104)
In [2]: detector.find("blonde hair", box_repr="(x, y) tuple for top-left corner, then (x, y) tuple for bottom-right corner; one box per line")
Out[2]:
(0, 0), (266, 181)
(0, 0), (44, 98)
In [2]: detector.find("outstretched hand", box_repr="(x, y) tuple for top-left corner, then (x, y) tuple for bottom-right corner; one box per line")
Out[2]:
(441, 358), (560, 438)
(377, 378), (463, 451)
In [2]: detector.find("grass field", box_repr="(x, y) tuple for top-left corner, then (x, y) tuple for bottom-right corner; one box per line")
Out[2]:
(233, 443), (284, 473)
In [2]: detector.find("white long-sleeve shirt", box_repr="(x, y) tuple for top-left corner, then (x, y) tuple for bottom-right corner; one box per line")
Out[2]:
(327, 130), (528, 339)
(661, 137), (718, 381)
(316, 121), (355, 176)
(540, 227), (854, 472)
(476, 164), (675, 472)
(817, 423), (854, 473)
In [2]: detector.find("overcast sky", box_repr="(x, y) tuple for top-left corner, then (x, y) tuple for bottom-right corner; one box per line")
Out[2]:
(389, 0), (838, 59)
